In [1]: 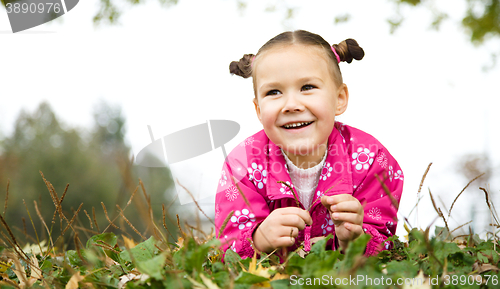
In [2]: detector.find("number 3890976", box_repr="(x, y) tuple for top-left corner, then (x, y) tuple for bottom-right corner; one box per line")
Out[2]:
(6, 3), (61, 14)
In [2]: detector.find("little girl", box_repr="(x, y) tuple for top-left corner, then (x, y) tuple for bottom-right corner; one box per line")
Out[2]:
(215, 30), (403, 259)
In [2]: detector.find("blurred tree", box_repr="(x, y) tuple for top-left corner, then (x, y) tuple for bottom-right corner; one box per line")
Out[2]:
(456, 152), (494, 234)
(0, 101), (178, 246)
(0, 0), (498, 47)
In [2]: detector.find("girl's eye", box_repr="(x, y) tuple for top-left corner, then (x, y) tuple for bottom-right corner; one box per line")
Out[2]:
(302, 84), (316, 91)
(266, 90), (281, 96)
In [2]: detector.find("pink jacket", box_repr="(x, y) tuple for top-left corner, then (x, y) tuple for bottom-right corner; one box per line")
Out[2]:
(214, 122), (403, 259)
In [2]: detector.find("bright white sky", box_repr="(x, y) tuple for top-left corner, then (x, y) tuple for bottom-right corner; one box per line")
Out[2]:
(1, 0), (499, 238)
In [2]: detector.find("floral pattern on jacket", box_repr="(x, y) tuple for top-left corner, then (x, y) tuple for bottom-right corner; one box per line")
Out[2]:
(215, 122), (403, 259)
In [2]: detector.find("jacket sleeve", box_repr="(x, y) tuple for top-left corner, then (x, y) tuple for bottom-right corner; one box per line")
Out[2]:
(214, 144), (270, 259)
(351, 146), (404, 256)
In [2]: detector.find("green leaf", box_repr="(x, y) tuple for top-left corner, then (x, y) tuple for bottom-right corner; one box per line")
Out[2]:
(120, 236), (158, 263)
(136, 252), (167, 280)
(434, 242), (461, 261)
(270, 278), (289, 289)
(86, 232), (118, 256)
(66, 250), (83, 267)
(477, 252), (488, 263)
(234, 271), (269, 284)
(385, 259), (418, 277)
(310, 234), (332, 257)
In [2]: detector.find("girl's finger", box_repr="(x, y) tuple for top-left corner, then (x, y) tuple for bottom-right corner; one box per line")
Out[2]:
(278, 207), (313, 226)
(343, 223), (364, 236)
(331, 212), (363, 225)
(280, 214), (307, 230)
(330, 200), (363, 214)
(276, 236), (297, 248)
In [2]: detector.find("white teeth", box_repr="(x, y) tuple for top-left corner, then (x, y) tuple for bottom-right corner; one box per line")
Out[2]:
(283, 121), (312, 129)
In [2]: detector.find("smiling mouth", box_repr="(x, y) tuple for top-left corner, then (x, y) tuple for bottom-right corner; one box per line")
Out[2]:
(282, 121), (314, 129)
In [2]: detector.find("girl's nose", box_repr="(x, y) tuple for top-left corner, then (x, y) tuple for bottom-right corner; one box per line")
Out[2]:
(281, 93), (304, 113)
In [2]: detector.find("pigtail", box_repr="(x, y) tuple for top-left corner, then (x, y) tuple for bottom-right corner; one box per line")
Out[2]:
(229, 54), (255, 78)
(332, 39), (364, 64)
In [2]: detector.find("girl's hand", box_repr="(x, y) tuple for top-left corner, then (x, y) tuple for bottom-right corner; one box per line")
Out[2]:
(253, 207), (312, 253)
(321, 194), (364, 251)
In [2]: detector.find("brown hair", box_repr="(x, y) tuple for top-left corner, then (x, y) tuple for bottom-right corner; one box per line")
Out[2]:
(229, 30), (364, 87)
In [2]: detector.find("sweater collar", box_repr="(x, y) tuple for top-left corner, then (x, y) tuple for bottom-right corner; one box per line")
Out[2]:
(265, 123), (353, 203)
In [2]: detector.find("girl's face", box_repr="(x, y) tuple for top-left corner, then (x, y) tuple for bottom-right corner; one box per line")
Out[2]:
(253, 45), (348, 166)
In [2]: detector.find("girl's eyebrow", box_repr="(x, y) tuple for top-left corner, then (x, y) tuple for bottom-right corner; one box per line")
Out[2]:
(297, 76), (324, 84)
(258, 77), (324, 92)
(258, 82), (281, 92)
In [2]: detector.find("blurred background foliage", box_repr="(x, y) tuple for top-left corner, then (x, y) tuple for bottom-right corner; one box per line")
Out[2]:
(0, 101), (179, 246)
(0, 0), (498, 46)
(93, 0), (500, 47)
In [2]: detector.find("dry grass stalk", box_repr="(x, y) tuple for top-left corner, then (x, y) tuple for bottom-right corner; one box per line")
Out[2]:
(23, 200), (44, 254)
(418, 163), (432, 195)
(138, 179), (154, 236)
(0, 212), (28, 260)
(176, 214), (187, 239)
(161, 204), (175, 241)
(74, 232), (86, 265)
(0, 231), (29, 263)
(126, 186), (139, 207)
(428, 188), (450, 236)
(417, 163), (432, 227)
(21, 218), (27, 239)
(479, 187), (499, 224)
(116, 205), (147, 241)
(59, 184), (69, 206)
(480, 187), (499, 249)
(218, 210), (234, 237)
(4, 179), (9, 217)
(176, 179), (215, 227)
(232, 176), (252, 210)
(83, 210), (93, 229)
(450, 220), (473, 236)
(61, 203), (83, 236)
(448, 173), (484, 218)
(40, 172), (64, 222)
(94, 242), (120, 254)
(139, 179), (149, 204)
(101, 202), (118, 229)
(375, 174), (398, 209)
(277, 181), (300, 208)
(184, 222), (209, 240)
(92, 207), (100, 233)
(0, 215), (29, 263)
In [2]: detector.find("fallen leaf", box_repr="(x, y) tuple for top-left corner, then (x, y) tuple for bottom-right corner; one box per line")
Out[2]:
(199, 273), (220, 289)
(30, 255), (43, 280)
(122, 235), (136, 249)
(66, 272), (84, 289)
(472, 262), (500, 274)
(118, 273), (149, 289)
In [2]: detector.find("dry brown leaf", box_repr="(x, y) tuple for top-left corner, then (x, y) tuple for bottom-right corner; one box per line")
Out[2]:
(199, 274), (220, 289)
(105, 255), (120, 267)
(472, 262), (500, 274)
(118, 273), (149, 289)
(30, 255), (43, 280)
(122, 235), (136, 249)
(66, 272), (84, 289)
(270, 273), (289, 281)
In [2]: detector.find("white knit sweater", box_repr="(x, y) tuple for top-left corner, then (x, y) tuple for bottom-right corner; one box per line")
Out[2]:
(281, 150), (327, 210)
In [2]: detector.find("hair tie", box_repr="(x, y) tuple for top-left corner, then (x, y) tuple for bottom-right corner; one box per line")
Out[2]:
(331, 46), (341, 63)
(251, 55), (256, 68)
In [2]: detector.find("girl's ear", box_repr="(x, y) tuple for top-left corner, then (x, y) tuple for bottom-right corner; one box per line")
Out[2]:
(335, 84), (349, 116)
(253, 98), (263, 123)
